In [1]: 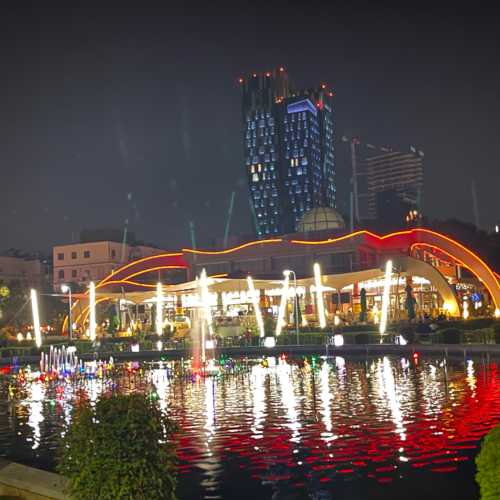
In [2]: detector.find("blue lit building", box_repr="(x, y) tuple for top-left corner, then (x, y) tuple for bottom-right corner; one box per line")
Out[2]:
(240, 68), (336, 236)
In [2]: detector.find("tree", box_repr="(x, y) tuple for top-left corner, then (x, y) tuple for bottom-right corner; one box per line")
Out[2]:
(58, 393), (178, 500)
(0, 280), (31, 331)
(476, 423), (500, 499)
(405, 284), (416, 321)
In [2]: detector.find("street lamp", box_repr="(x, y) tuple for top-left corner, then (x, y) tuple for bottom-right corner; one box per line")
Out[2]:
(61, 284), (72, 341)
(283, 269), (299, 345)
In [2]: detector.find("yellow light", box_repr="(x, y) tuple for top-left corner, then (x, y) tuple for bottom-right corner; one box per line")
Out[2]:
(156, 282), (163, 335)
(443, 301), (453, 313)
(89, 282), (96, 342)
(275, 273), (290, 336)
(30, 289), (42, 348)
(313, 263), (326, 329)
(247, 276), (265, 338)
(17, 332), (23, 342)
(334, 315), (340, 326)
(379, 260), (393, 335)
(495, 308), (500, 319)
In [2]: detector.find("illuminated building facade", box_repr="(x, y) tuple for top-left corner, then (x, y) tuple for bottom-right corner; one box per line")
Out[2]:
(240, 68), (335, 236)
(364, 149), (424, 220)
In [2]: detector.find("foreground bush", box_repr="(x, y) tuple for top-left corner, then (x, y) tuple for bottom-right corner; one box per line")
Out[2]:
(58, 393), (177, 500)
(476, 423), (500, 499)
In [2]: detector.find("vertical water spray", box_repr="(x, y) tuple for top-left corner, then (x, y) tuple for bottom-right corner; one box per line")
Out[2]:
(380, 260), (393, 336)
(156, 282), (163, 335)
(275, 272), (290, 337)
(30, 289), (42, 348)
(313, 263), (326, 329)
(89, 282), (96, 342)
(247, 276), (265, 338)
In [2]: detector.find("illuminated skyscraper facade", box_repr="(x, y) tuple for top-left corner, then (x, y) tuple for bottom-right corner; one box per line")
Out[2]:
(240, 68), (335, 237)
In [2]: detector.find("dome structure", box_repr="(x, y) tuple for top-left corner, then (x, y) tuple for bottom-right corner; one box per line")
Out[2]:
(297, 207), (346, 233)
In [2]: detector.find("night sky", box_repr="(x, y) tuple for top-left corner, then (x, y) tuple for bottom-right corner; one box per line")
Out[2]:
(1, 4), (499, 253)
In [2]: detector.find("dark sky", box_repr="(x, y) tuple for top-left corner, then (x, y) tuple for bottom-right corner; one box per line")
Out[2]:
(1, 3), (499, 253)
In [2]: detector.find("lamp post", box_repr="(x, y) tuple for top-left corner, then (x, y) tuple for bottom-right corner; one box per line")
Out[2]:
(284, 269), (299, 345)
(61, 284), (72, 341)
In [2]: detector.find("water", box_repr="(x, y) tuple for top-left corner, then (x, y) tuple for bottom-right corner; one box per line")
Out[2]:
(1, 355), (499, 499)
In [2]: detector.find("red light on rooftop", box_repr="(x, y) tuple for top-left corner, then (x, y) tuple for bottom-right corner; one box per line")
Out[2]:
(329, 92), (333, 97)
(266, 72), (271, 77)
(321, 83), (327, 89)
(279, 67), (284, 72)
(238, 77), (244, 84)
(252, 73), (257, 77)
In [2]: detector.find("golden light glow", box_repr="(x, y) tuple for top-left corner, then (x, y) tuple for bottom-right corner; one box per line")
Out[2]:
(410, 242), (499, 309)
(380, 260), (393, 335)
(313, 262), (326, 329)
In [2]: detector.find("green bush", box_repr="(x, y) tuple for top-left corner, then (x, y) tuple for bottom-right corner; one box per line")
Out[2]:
(441, 328), (461, 344)
(476, 423), (500, 499)
(58, 393), (178, 500)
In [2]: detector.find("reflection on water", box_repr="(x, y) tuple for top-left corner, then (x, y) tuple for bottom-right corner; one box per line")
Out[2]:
(1, 355), (500, 499)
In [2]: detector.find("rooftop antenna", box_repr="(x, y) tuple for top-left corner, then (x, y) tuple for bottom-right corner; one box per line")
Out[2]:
(223, 191), (236, 248)
(471, 180), (480, 229)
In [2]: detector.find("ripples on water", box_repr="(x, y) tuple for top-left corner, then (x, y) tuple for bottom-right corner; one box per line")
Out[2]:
(1, 355), (499, 499)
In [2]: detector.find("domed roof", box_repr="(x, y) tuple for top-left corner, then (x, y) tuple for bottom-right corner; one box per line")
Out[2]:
(297, 207), (346, 233)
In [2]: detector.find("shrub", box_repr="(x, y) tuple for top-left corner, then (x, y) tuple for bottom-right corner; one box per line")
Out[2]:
(58, 393), (178, 500)
(476, 423), (500, 499)
(441, 328), (461, 344)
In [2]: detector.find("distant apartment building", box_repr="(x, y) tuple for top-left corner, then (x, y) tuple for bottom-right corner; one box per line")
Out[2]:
(341, 137), (424, 223)
(364, 149), (424, 219)
(52, 230), (165, 291)
(0, 252), (49, 289)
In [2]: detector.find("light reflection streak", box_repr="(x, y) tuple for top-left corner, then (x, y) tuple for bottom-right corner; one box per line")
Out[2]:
(251, 365), (266, 438)
(379, 356), (406, 441)
(277, 361), (301, 442)
(319, 362), (333, 436)
(25, 382), (45, 449)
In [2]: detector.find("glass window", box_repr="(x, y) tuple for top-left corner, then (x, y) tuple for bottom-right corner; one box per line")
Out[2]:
(111, 249), (116, 258)
(71, 252), (77, 259)
(57, 253), (64, 260)
(58, 269), (64, 279)
(71, 269), (77, 278)
(84, 250), (90, 258)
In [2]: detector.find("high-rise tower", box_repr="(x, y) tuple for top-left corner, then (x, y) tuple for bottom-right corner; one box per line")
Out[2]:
(240, 68), (336, 236)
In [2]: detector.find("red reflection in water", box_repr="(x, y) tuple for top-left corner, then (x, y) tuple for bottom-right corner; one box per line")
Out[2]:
(171, 359), (500, 486)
